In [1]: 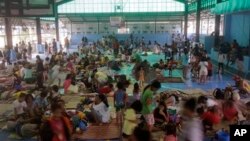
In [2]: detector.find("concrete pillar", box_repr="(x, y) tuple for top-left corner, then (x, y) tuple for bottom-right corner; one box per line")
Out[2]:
(223, 15), (231, 42)
(4, 18), (13, 48)
(214, 0), (222, 46)
(55, 17), (59, 41)
(36, 17), (42, 44)
(214, 15), (221, 46)
(195, 0), (201, 42)
(184, 2), (188, 40)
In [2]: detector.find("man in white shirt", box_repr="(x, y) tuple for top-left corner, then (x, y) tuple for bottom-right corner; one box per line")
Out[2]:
(218, 52), (225, 74)
(13, 93), (27, 118)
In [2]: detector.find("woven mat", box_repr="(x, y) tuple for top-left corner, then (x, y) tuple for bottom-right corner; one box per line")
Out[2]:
(74, 121), (120, 140)
(161, 77), (183, 83)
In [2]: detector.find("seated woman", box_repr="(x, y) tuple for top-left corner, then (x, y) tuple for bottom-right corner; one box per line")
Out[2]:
(91, 94), (110, 124)
(154, 101), (169, 128)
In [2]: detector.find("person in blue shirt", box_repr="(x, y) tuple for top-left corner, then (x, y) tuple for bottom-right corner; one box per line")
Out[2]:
(34, 90), (48, 114)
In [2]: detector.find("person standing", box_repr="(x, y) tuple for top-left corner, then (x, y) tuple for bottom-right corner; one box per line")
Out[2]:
(114, 82), (126, 124)
(27, 42), (32, 59)
(10, 48), (17, 64)
(44, 42), (48, 55)
(218, 52), (225, 74)
(199, 57), (208, 84)
(14, 44), (19, 53)
(141, 80), (161, 131)
(52, 39), (57, 54)
(113, 39), (119, 58)
(138, 67), (145, 89)
(36, 55), (44, 89)
(64, 37), (70, 52)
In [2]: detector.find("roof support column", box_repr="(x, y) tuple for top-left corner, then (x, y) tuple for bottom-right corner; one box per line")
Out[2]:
(4, 0), (12, 48)
(55, 5), (59, 41)
(214, 0), (222, 46)
(195, 0), (201, 42)
(5, 18), (13, 48)
(184, 1), (188, 40)
(55, 17), (60, 41)
(36, 17), (42, 44)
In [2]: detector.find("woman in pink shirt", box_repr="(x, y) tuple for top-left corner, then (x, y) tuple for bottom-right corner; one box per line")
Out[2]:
(63, 74), (72, 94)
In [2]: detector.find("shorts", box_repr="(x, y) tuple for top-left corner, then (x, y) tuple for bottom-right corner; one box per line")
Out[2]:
(115, 104), (125, 112)
(144, 114), (155, 125)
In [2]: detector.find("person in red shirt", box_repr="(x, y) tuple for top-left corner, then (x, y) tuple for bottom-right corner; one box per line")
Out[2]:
(63, 74), (72, 94)
(222, 100), (238, 123)
(202, 106), (221, 132)
(98, 83), (114, 95)
(40, 102), (72, 141)
(66, 58), (75, 74)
